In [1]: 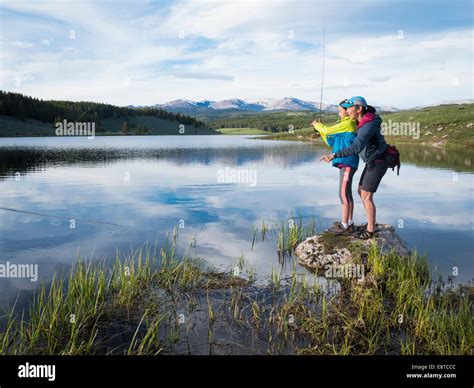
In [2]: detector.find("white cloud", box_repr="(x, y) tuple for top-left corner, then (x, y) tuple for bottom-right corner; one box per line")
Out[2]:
(7, 40), (34, 48)
(0, 0), (472, 107)
(40, 39), (53, 46)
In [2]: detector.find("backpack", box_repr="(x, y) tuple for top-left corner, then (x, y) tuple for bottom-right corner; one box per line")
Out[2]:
(385, 144), (401, 175)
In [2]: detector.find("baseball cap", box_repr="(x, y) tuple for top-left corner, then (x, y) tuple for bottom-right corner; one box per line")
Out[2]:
(340, 96), (368, 109)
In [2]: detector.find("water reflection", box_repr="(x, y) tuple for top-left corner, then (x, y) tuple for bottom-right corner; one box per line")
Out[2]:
(0, 136), (472, 308)
(0, 140), (319, 179)
(396, 143), (473, 173)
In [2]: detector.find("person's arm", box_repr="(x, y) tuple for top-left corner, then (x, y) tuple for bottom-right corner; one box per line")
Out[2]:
(312, 121), (348, 146)
(334, 123), (374, 158)
(312, 121), (348, 135)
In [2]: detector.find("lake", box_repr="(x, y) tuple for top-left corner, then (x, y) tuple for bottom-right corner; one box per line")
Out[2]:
(0, 135), (473, 308)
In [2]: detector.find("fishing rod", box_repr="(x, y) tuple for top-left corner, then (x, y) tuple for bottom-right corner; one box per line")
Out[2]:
(318, 24), (326, 121)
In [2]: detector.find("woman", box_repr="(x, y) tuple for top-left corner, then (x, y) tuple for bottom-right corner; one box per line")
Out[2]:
(320, 96), (388, 239)
(312, 100), (358, 235)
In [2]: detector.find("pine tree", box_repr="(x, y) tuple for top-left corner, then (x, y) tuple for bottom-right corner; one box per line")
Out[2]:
(122, 121), (129, 135)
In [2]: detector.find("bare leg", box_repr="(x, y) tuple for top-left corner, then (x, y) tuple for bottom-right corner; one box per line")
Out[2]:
(341, 203), (349, 224)
(340, 167), (352, 225)
(360, 189), (376, 232)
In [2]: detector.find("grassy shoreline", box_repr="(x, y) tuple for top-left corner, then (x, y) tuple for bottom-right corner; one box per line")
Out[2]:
(217, 104), (474, 148)
(255, 126), (474, 149)
(254, 127), (474, 172)
(4, 104), (472, 146)
(215, 127), (268, 135)
(1, 223), (471, 355)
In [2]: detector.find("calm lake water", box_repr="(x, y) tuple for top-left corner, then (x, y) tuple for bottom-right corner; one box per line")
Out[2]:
(0, 135), (473, 307)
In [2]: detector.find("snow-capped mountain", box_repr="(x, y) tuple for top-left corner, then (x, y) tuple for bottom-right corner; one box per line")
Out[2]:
(373, 106), (399, 112)
(153, 97), (344, 113)
(209, 99), (263, 111)
(248, 97), (319, 111)
(135, 98), (473, 115)
(157, 99), (201, 110)
(144, 96), (429, 115)
(416, 99), (474, 109)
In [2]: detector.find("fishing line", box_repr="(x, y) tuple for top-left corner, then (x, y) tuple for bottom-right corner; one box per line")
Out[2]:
(0, 207), (127, 230)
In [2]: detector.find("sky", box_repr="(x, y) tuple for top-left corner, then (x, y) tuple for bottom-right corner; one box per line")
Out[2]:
(0, 0), (472, 108)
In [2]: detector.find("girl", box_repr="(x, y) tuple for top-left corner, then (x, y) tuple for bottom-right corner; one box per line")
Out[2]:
(320, 96), (388, 239)
(312, 100), (359, 234)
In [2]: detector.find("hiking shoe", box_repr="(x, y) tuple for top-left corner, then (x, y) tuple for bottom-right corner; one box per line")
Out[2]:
(329, 222), (352, 235)
(357, 223), (380, 233)
(354, 229), (375, 239)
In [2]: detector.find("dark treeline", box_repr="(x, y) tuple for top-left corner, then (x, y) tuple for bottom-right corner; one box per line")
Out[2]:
(207, 111), (337, 132)
(0, 91), (207, 129)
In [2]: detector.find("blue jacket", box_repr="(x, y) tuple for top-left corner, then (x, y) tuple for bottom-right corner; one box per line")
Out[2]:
(335, 114), (388, 163)
(313, 117), (359, 169)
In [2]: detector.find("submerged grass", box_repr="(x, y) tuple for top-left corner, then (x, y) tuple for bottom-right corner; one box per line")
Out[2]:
(251, 213), (316, 263)
(0, 223), (471, 355)
(0, 228), (210, 355)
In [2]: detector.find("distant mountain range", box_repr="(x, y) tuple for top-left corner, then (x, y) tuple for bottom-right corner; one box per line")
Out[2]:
(148, 97), (400, 114)
(127, 97), (474, 118)
(417, 99), (474, 109)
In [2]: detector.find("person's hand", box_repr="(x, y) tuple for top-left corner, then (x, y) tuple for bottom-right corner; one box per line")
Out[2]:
(320, 153), (335, 163)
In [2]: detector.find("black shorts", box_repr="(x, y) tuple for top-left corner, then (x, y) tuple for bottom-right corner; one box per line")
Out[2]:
(359, 160), (388, 193)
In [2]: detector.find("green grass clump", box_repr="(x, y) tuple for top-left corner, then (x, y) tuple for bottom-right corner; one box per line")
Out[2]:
(216, 127), (268, 135)
(262, 127), (319, 141)
(0, 229), (207, 355)
(250, 213), (316, 261)
(273, 243), (472, 355)
(0, 224), (471, 355)
(381, 104), (474, 147)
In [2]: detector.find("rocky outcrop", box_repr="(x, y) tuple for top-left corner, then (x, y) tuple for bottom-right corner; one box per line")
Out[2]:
(295, 224), (410, 277)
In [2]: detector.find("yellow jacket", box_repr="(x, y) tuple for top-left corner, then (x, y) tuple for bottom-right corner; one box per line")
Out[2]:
(313, 117), (359, 168)
(312, 116), (357, 146)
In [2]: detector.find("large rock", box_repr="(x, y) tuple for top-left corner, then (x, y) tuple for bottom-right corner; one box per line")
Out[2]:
(295, 224), (410, 276)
